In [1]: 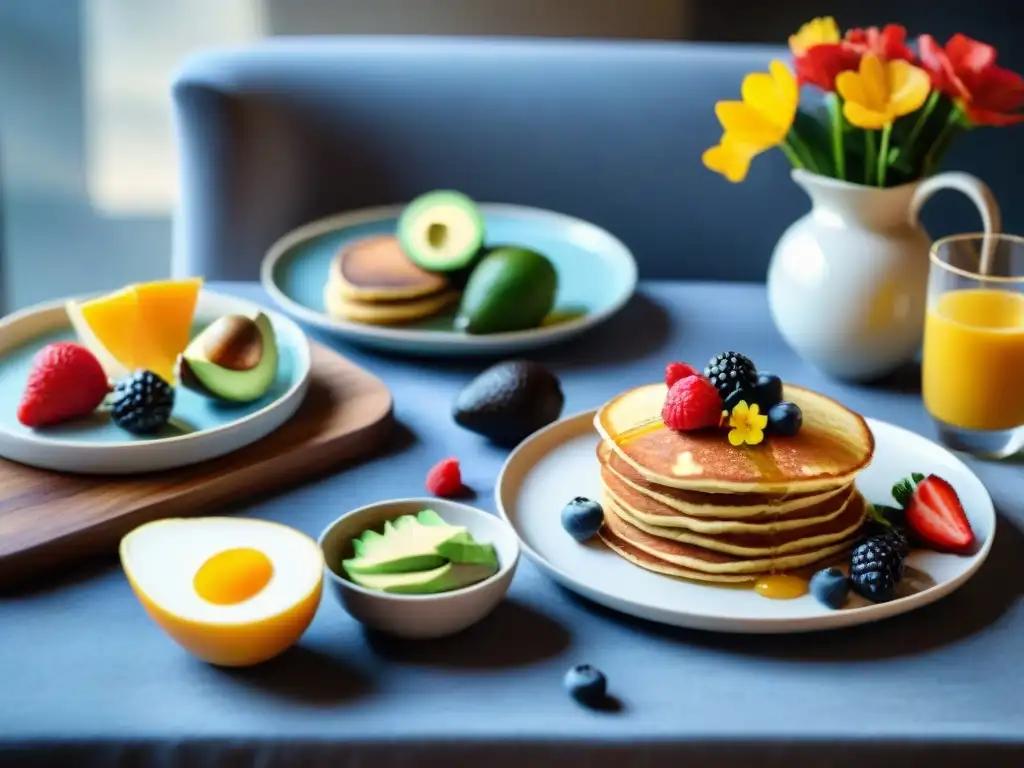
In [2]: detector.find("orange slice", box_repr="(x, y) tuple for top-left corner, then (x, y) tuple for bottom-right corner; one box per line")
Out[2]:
(66, 288), (138, 380)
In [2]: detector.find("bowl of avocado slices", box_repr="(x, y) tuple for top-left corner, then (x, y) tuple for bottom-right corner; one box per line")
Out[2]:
(318, 498), (520, 638)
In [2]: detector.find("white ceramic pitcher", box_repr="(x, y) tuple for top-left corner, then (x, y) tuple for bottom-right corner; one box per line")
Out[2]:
(767, 169), (1001, 381)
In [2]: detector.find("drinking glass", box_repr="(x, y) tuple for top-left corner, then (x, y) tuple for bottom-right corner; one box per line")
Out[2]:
(922, 233), (1024, 458)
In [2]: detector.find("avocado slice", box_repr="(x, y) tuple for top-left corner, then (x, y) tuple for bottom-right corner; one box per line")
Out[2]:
(177, 312), (279, 403)
(347, 562), (498, 595)
(452, 360), (565, 446)
(342, 510), (467, 576)
(454, 246), (557, 334)
(397, 190), (486, 273)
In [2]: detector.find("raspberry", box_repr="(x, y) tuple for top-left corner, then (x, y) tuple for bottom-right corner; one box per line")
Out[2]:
(17, 342), (110, 428)
(661, 375), (723, 431)
(665, 361), (700, 388)
(426, 457), (463, 497)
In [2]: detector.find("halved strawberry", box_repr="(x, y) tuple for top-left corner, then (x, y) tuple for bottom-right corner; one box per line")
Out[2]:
(905, 475), (975, 554)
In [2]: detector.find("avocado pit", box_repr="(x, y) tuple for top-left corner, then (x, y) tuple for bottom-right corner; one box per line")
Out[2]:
(176, 311), (279, 403)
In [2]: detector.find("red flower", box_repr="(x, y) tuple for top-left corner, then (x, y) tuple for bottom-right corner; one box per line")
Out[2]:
(795, 43), (861, 91)
(844, 25), (916, 63)
(919, 33), (1024, 126)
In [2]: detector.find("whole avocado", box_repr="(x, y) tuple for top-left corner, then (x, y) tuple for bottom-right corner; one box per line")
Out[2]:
(454, 246), (557, 334)
(452, 360), (564, 447)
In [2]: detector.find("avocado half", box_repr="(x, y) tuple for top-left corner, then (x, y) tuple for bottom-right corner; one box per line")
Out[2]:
(397, 190), (486, 275)
(177, 312), (279, 403)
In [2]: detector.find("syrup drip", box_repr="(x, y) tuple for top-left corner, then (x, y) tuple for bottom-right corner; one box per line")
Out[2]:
(613, 417), (665, 445)
(754, 574), (808, 600)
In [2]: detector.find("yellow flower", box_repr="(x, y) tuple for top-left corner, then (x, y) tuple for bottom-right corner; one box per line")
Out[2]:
(702, 61), (798, 182)
(727, 401), (768, 447)
(788, 16), (841, 56)
(835, 52), (931, 130)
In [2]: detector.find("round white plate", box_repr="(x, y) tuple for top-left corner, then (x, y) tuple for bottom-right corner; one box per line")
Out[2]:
(0, 290), (311, 475)
(260, 203), (638, 356)
(496, 410), (995, 633)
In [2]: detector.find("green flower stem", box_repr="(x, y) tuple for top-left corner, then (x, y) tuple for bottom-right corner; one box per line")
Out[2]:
(922, 106), (962, 177)
(779, 141), (805, 169)
(828, 94), (846, 180)
(788, 133), (821, 174)
(903, 90), (940, 159)
(877, 123), (893, 187)
(864, 130), (877, 185)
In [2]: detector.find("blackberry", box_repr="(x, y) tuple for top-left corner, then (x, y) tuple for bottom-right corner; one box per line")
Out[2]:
(111, 370), (175, 435)
(849, 533), (906, 603)
(704, 351), (757, 398)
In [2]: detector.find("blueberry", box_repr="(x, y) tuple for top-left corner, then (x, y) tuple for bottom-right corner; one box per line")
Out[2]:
(564, 664), (607, 707)
(752, 372), (784, 410)
(723, 386), (751, 414)
(561, 497), (603, 542)
(809, 567), (850, 609)
(767, 401), (802, 436)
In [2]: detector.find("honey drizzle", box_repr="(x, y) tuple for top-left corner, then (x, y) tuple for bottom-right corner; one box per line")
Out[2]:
(613, 417), (666, 445)
(754, 574), (808, 600)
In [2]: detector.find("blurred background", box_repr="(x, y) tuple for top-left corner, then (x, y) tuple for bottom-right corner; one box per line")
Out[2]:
(2, 0), (1023, 311)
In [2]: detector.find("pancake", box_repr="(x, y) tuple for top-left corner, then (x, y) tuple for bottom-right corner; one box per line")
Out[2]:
(599, 491), (865, 578)
(604, 482), (865, 557)
(594, 382), (874, 494)
(600, 464), (853, 533)
(597, 442), (847, 520)
(323, 280), (460, 324)
(331, 235), (449, 302)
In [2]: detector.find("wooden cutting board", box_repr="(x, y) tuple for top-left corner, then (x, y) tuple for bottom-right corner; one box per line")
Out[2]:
(0, 341), (393, 588)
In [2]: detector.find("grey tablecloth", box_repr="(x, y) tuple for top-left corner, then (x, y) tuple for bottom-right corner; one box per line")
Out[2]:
(2, 281), (1022, 768)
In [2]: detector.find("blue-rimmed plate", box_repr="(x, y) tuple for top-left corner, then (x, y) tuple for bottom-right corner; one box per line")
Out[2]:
(0, 291), (310, 475)
(261, 203), (637, 356)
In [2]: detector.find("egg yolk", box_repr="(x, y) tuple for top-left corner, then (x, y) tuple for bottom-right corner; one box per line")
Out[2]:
(193, 547), (274, 605)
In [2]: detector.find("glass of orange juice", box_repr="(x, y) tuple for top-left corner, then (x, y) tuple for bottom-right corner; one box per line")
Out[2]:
(923, 233), (1024, 458)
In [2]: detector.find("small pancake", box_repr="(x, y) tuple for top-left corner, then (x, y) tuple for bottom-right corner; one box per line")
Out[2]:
(594, 382), (874, 494)
(324, 281), (460, 325)
(603, 481), (865, 557)
(331, 235), (449, 302)
(600, 464), (852, 533)
(597, 441), (846, 520)
(600, 491), (865, 577)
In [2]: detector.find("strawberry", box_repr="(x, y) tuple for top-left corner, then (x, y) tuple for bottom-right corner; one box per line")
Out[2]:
(17, 342), (110, 428)
(665, 361), (700, 388)
(426, 457), (463, 497)
(905, 475), (975, 554)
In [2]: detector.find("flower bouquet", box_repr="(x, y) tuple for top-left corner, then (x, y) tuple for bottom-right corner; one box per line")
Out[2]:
(702, 17), (1024, 186)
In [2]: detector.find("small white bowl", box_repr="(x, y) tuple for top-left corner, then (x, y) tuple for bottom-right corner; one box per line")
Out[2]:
(318, 498), (520, 639)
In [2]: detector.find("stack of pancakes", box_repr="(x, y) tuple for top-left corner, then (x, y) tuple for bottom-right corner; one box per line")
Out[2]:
(324, 235), (460, 325)
(593, 382), (875, 583)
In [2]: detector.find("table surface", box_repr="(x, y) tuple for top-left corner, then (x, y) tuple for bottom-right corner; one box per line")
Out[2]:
(3, 281), (1023, 768)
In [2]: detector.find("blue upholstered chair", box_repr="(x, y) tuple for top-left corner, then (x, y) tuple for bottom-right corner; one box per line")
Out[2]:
(171, 37), (1019, 284)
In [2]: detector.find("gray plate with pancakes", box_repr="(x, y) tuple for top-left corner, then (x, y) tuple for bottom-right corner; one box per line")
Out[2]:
(495, 399), (995, 634)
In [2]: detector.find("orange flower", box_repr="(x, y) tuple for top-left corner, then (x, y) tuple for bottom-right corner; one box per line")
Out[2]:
(844, 24), (916, 63)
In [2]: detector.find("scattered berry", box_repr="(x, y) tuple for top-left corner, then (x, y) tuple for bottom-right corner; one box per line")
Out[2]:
(561, 497), (604, 542)
(110, 370), (174, 435)
(752, 372), (784, 410)
(905, 475), (975, 554)
(665, 361), (700, 389)
(662, 375), (723, 431)
(767, 401), (802, 436)
(563, 664), (608, 708)
(704, 351), (757, 399)
(809, 567), (850, 609)
(426, 457), (463, 497)
(17, 342), (110, 428)
(849, 533), (906, 603)
(723, 387), (749, 415)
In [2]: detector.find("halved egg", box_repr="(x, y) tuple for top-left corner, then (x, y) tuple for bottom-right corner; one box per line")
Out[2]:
(120, 517), (324, 667)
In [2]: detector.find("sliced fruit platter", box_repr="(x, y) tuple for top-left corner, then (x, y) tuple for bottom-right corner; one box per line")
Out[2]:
(0, 278), (310, 474)
(261, 191), (638, 356)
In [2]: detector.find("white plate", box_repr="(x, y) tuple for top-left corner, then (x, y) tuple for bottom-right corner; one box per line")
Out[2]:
(260, 203), (638, 356)
(495, 410), (995, 633)
(0, 290), (311, 475)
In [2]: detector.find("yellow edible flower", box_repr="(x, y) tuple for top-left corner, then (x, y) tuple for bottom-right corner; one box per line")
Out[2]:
(788, 16), (841, 56)
(727, 401), (768, 447)
(702, 61), (799, 183)
(835, 52), (931, 130)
